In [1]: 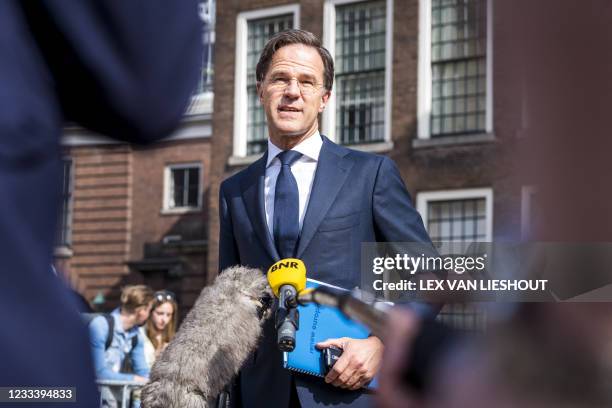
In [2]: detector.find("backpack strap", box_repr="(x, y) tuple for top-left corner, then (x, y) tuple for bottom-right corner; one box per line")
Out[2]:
(103, 314), (114, 350)
(98, 313), (137, 351)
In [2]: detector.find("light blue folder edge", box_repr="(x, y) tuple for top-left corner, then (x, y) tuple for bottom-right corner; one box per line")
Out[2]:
(283, 278), (378, 389)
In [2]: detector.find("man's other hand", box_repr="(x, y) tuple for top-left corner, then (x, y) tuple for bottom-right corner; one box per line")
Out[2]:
(316, 336), (383, 390)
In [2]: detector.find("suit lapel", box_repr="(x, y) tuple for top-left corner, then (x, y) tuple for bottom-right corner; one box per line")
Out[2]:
(296, 137), (353, 257)
(240, 153), (280, 261)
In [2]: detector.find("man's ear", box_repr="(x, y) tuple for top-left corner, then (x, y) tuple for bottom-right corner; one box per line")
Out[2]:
(256, 82), (263, 102)
(318, 90), (332, 113)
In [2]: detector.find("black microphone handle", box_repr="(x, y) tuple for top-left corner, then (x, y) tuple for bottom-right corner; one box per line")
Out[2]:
(277, 284), (299, 351)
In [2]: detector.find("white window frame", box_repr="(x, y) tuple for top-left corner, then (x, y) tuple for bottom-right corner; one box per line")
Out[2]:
(416, 188), (494, 241)
(163, 163), (203, 213)
(417, 0), (493, 139)
(233, 5), (301, 158)
(322, 0), (393, 148)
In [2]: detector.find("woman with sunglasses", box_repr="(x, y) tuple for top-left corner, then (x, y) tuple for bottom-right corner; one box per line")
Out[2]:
(141, 290), (179, 368)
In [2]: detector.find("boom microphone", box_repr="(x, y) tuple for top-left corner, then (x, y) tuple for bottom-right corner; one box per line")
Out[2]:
(297, 285), (390, 338)
(141, 266), (273, 408)
(297, 285), (459, 395)
(267, 258), (307, 351)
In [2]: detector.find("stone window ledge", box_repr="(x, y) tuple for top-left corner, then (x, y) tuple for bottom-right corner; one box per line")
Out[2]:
(412, 133), (496, 149)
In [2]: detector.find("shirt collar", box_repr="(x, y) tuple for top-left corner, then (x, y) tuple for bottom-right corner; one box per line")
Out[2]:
(266, 131), (323, 168)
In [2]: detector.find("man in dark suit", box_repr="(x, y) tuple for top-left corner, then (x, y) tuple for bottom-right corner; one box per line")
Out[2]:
(219, 30), (433, 407)
(1, 1), (200, 406)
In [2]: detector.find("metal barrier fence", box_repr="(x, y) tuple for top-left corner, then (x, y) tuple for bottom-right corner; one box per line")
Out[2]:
(96, 379), (143, 408)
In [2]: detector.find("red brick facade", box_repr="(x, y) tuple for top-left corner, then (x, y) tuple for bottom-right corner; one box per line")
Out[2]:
(58, 1), (526, 324)
(207, 0), (524, 275)
(57, 135), (211, 314)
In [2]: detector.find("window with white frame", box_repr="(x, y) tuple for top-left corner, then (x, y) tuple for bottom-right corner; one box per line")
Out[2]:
(335, 0), (386, 144)
(417, 188), (493, 331)
(418, 0), (492, 139)
(187, 0), (216, 115)
(426, 198), (487, 241)
(417, 188), (493, 242)
(323, 0), (392, 146)
(56, 158), (73, 247)
(247, 15), (294, 154)
(164, 164), (202, 211)
(196, 0), (216, 94)
(234, 6), (299, 158)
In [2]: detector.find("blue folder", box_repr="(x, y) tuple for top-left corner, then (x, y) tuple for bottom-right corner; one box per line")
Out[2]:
(283, 279), (378, 389)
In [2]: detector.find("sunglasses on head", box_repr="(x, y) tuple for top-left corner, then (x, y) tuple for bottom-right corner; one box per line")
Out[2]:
(154, 290), (176, 302)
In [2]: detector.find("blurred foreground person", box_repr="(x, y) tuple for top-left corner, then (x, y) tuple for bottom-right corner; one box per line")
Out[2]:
(378, 1), (612, 407)
(0, 1), (200, 406)
(379, 305), (612, 408)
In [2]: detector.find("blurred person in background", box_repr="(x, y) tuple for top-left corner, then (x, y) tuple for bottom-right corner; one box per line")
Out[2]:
(0, 1), (201, 405)
(141, 290), (179, 368)
(89, 285), (154, 407)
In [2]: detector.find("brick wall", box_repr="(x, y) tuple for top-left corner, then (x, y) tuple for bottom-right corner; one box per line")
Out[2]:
(207, 0), (526, 278)
(130, 139), (211, 311)
(59, 137), (212, 313)
(60, 144), (132, 303)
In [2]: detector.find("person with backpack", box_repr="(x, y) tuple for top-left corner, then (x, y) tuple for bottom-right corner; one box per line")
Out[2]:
(89, 285), (154, 407)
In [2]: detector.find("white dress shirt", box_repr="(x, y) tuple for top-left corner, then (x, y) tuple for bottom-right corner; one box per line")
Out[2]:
(264, 132), (323, 237)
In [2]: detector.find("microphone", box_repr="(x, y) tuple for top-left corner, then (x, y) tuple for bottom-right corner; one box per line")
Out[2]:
(297, 285), (460, 395)
(266, 258), (307, 352)
(141, 266), (273, 408)
(297, 285), (390, 339)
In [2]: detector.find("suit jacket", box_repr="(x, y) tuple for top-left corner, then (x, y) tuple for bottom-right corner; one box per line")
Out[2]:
(0, 2), (200, 406)
(219, 136), (433, 408)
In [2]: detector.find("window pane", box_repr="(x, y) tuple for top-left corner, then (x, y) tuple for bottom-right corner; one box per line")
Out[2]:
(172, 169), (186, 207)
(335, 0), (386, 145)
(188, 168), (199, 190)
(430, 0), (487, 137)
(188, 168), (200, 207)
(335, 71), (385, 145)
(187, 186), (199, 207)
(431, 118), (441, 134)
(169, 167), (201, 209)
(196, 0), (216, 93)
(56, 158), (73, 246)
(246, 14), (293, 155)
(427, 197), (487, 242)
(455, 97), (465, 114)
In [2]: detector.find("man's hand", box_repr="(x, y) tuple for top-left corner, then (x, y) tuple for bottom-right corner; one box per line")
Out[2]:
(316, 336), (383, 390)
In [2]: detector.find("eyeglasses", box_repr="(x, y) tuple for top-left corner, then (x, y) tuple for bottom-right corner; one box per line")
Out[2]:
(265, 76), (324, 95)
(154, 290), (176, 303)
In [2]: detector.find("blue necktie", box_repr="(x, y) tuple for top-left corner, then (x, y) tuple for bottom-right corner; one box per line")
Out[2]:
(273, 150), (303, 259)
